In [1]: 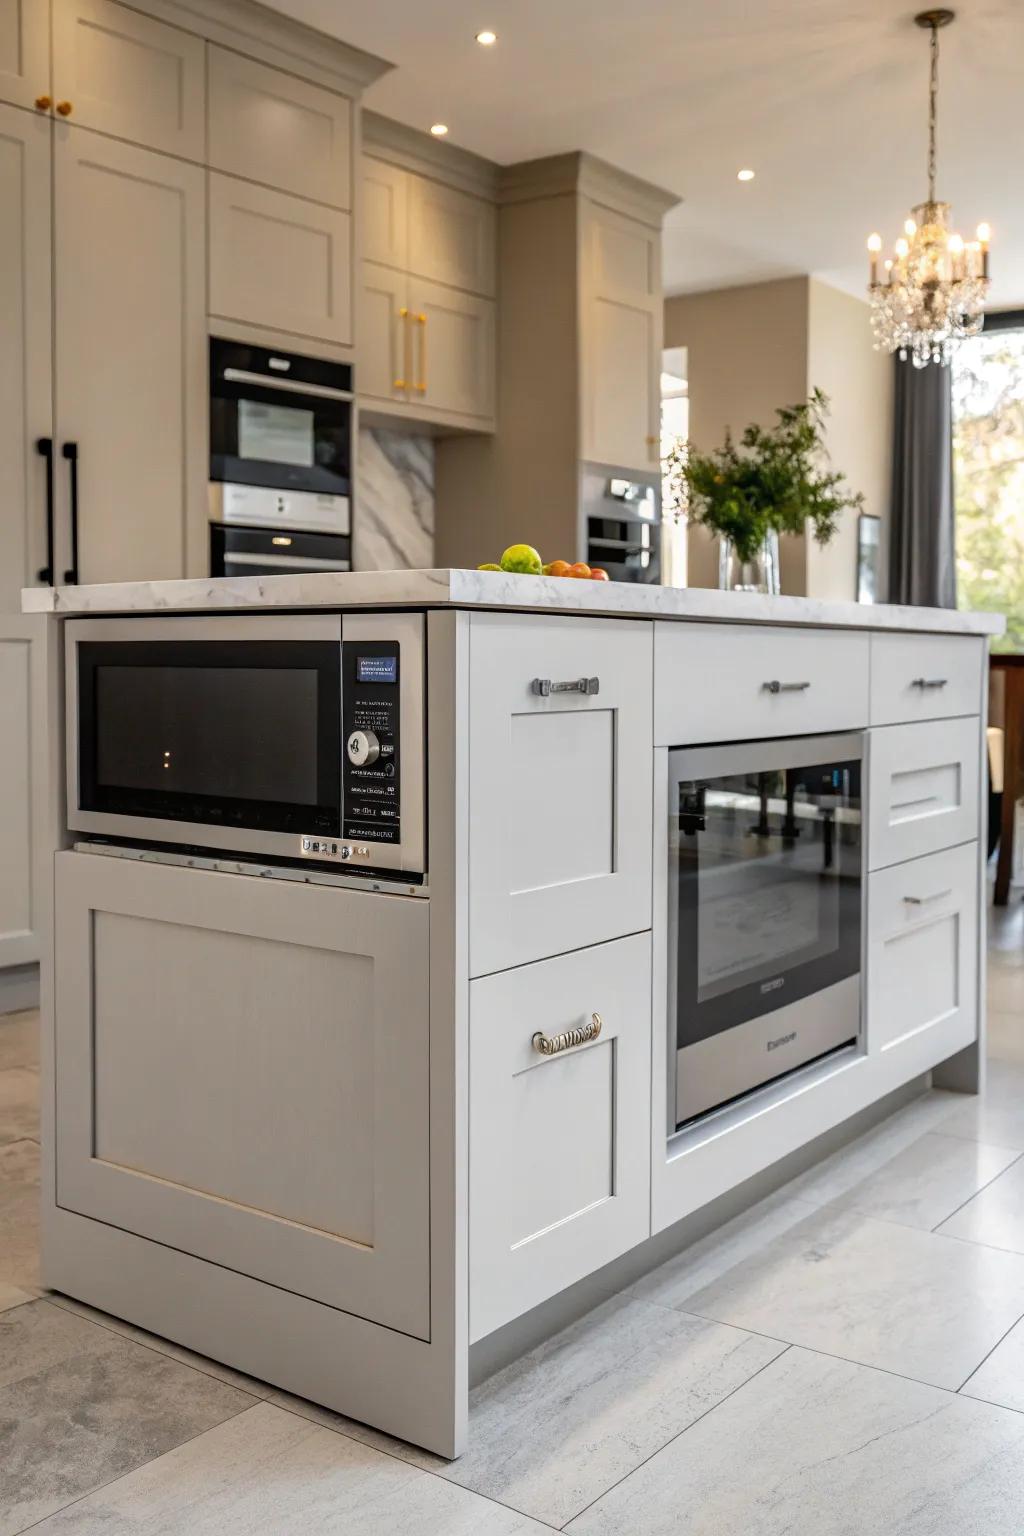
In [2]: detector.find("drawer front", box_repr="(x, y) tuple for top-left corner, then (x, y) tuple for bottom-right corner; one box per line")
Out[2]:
(209, 173), (352, 347)
(468, 613), (653, 976)
(470, 933), (652, 1340)
(208, 47), (352, 210)
(870, 632), (984, 725)
(654, 623), (869, 745)
(868, 842), (978, 1053)
(869, 716), (980, 870)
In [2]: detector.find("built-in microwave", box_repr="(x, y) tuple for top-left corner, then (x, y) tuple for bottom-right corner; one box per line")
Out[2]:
(65, 613), (424, 878)
(209, 338), (353, 544)
(669, 733), (864, 1128)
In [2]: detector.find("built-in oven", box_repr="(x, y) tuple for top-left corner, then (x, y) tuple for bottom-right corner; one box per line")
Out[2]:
(209, 524), (351, 579)
(209, 337), (353, 567)
(669, 733), (863, 1129)
(65, 613), (424, 878)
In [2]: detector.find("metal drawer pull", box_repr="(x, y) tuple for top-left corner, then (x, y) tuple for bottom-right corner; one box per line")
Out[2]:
(532, 676), (600, 698)
(903, 888), (952, 906)
(532, 1013), (603, 1056)
(763, 680), (811, 694)
(911, 677), (948, 689)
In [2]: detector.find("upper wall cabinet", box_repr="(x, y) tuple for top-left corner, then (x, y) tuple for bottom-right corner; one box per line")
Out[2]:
(52, 0), (204, 160)
(362, 155), (495, 298)
(208, 46), (351, 209)
(0, 0), (50, 111)
(362, 156), (406, 270)
(580, 202), (662, 474)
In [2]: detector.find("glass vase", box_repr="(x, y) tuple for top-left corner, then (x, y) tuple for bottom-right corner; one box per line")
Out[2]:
(718, 531), (781, 595)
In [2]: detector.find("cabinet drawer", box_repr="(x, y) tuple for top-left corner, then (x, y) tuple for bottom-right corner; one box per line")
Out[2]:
(470, 933), (652, 1340)
(654, 622), (869, 745)
(208, 47), (351, 209)
(468, 613), (653, 975)
(868, 843), (978, 1053)
(209, 173), (352, 347)
(869, 717), (980, 870)
(870, 632), (984, 725)
(53, 0), (205, 160)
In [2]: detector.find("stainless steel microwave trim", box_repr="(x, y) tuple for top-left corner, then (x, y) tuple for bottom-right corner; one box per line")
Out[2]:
(223, 552), (351, 572)
(64, 612), (426, 878)
(222, 367), (354, 403)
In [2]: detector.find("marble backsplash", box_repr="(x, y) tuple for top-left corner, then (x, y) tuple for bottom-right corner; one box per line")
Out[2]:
(354, 428), (435, 571)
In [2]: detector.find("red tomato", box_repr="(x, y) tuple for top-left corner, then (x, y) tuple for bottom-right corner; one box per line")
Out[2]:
(589, 567), (610, 581)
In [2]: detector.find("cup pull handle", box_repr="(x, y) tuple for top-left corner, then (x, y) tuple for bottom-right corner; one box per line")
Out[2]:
(763, 680), (811, 694)
(532, 676), (600, 698)
(532, 1013), (602, 1056)
(903, 888), (952, 906)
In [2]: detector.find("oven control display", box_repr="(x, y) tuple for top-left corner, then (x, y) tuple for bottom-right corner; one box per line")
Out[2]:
(342, 642), (400, 845)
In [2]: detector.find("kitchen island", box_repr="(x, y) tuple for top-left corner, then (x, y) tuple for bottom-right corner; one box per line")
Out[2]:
(26, 570), (1002, 1457)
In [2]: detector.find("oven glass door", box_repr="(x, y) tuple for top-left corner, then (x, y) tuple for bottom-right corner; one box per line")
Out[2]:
(77, 640), (341, 837)
(670, 736), (862, 1058)
(209, 340), (352, 497)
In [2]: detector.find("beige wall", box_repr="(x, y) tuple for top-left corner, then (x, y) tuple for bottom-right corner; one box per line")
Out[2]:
(806, 279), (893, 602)
(664, 275), (891, 598)
(664, 278), (809, 589)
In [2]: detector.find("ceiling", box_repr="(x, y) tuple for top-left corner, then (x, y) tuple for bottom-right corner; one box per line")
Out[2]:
(268, 0), (1024, 305)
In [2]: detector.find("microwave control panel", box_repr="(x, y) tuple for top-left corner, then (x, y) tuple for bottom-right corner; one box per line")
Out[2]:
(342, 641), (400, 846)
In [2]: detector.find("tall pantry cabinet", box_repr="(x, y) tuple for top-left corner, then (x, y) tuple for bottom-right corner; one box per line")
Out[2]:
(0, 0), (387, 996)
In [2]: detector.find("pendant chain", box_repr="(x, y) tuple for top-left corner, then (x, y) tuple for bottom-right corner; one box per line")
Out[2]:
(927, 21), (939, 203)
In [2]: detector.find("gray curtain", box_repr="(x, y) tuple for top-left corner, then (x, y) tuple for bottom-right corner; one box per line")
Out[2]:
(888, 356), (956, 608)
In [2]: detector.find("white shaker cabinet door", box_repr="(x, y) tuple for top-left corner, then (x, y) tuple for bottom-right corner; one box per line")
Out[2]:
(209, 172), (353, 348)
(468, 613), (653, 975)
(0, 101), (51, 606)
(0, 0), (50, 111)
(52, 0), (204, 159)
(54, 852), (432, 1339)
(407, 278), (495, 422)
(54, 125), (206, 583)
(470, 933), (652, 1340)
(359, 261), (410, 403)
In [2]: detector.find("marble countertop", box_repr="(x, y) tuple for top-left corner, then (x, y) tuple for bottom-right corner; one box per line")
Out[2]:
(22, 568), (1005, 636)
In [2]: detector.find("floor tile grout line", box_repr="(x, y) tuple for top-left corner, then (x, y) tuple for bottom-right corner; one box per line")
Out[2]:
(9, 1398), (267, 1536)
(39, 1294), (274, 1401)
(558, 1344), (794, 1531)
(954, 1305), (1024, 1394)
(929, 1148), (1024, 1234)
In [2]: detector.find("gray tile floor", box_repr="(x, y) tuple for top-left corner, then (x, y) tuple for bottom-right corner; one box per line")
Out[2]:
(4, 906), (1024, 1532)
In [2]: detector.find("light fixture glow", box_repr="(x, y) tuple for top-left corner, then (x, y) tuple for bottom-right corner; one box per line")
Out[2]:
(430, 122), (449, 136)
(475, 29), (497, 45)
(737, 167), (755, 182)
(867, 233), (882, 253)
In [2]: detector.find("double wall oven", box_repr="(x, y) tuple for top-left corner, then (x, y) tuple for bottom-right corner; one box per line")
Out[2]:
(669, 733), (864, 1129)
(65, 614), (425, 880)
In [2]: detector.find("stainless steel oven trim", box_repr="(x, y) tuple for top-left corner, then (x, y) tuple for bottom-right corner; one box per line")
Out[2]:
(223, 552), (351, 572)
(666, 729), (866, 1132)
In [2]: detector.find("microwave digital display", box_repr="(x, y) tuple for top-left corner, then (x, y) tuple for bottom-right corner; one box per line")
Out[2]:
(356, 655), (398, 684)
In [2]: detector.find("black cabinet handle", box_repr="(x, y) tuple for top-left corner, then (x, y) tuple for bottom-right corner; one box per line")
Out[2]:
(62, 441), (79, 585)
(36, 437), (54, 584)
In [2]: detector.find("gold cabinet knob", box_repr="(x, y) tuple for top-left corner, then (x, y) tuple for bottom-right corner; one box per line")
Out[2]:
(35, 94), (52, 111)
(645, 434), (658, 445)
(55, 100), (73, 116)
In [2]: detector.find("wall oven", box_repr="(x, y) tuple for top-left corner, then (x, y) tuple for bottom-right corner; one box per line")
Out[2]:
(669, 733), (863, 1129)
(209, 337), (353, 554)
(66, 614), (424, 878)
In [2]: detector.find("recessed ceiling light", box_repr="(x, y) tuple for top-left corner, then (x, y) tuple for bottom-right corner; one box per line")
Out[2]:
(475, 29), (497, 45)
(430, 123), (449, 136)
(737, 168), (755, 182)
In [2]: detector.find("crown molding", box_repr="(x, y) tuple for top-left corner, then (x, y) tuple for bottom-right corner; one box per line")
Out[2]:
(499, 151), (680, 227)
(127, 0), (393, 96)
(362, 111), (500, 200)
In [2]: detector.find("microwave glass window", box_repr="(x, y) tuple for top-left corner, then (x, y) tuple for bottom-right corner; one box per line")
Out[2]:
(95, 666), (318, 805)
(237, 399), (315, 469)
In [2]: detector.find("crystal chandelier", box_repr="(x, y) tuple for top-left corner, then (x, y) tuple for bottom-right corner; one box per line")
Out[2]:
(866, 9), (991, 368)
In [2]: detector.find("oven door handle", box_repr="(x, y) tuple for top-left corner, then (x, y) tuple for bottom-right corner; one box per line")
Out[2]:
(222, 367), (354, 403)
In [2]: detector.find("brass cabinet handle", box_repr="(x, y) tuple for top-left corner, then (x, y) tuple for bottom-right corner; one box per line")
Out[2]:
(413, 312), (427, 393)
(55, 100), (73, 116)
(393, 306), (409, 390)
(35, 94), (52, 111)
(532, 1013), (602, 1056)
(532, 676), (600, 697)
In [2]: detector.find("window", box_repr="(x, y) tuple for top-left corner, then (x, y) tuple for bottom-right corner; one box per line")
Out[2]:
(661, 346), (689, 587)
(952, 315), (1024, 651)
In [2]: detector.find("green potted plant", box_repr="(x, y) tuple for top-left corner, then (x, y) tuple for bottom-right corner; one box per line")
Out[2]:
(665, 388), (864, 594)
